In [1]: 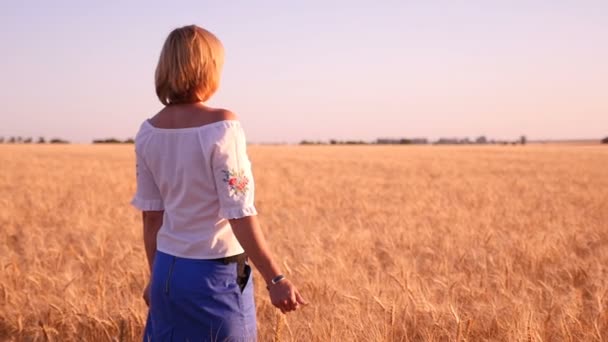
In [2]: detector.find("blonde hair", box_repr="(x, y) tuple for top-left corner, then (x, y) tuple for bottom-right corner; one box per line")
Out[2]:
(155, 25), (224, 105)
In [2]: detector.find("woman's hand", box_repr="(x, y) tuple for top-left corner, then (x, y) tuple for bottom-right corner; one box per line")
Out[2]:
(143, 281), (151, 307)
(268, 279), (308, 313)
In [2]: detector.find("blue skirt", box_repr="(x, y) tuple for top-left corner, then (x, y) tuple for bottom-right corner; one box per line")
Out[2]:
(144, 250), (257, 341)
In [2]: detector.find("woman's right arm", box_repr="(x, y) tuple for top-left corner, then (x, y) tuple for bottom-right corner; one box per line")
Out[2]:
(208, 117), (307, 312)
(229, 215), (308, 313)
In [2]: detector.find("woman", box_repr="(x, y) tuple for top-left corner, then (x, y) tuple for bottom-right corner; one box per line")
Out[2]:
(131, 25), (307, 341)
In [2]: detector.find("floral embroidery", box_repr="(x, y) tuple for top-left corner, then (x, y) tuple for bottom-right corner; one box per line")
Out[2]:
(222, 169), (250, 196)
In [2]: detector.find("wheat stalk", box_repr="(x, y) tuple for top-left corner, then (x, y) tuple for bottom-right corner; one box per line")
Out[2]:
(273, 312), (285, 342)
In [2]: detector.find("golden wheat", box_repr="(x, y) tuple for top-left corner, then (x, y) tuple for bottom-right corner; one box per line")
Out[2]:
(1, 144), (607, 341)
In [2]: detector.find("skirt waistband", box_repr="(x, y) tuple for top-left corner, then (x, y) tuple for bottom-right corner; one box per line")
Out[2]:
(208, 253), (248, 265)
(156, 250), (247, 265)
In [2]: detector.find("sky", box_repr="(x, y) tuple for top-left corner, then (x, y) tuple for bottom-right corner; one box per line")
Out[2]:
(1, 1), (607, 143)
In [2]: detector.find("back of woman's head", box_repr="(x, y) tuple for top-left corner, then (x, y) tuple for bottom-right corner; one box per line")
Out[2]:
(155, 25), (224, 105)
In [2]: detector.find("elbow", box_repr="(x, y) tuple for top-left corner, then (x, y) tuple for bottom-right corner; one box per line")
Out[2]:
(142, 211), (164, 231)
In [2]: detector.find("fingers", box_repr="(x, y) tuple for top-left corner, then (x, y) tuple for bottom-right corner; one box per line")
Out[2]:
(274, 298), (287, 314)
(282, 289), (304, 312)
(143, 283), (151, 307)
(288, 289), (298, 311)
(272, 295), (294, 313)
(295, 290), (308, 306)
(143, 292), (150, 307)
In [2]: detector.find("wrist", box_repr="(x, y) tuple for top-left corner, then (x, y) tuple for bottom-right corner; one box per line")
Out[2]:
(261, 263), (283, 285)
(266, 274), (286, 290)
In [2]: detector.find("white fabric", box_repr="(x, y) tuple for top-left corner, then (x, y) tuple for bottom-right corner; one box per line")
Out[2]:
(131, 119), (257, 259)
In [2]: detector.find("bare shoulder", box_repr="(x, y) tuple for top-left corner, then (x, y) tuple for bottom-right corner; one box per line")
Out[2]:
(148, 104), (239, 129)
(210, 108), (239, 122)
(189, 106), (239, 124)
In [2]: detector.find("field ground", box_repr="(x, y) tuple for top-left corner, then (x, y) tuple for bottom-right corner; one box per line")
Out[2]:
(1, 144), (607, 341)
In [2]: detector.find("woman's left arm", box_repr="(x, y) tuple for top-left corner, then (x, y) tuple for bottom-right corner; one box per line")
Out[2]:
(142, 210), (164, 272)
(132, 139), (165, 306)
(141, 210), (163, 307)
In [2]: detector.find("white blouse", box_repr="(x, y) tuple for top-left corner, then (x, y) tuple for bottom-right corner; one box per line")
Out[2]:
(131, 119), (257, 259)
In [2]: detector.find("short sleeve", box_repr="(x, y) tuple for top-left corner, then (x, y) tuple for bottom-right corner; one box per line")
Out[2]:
(210, 124), (257, 219)
(131, 147), (164, 211)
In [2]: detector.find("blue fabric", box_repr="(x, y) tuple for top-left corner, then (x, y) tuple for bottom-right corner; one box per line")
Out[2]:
(144, 251), (257, 341)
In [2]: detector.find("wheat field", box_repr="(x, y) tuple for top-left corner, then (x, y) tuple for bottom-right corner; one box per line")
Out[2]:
(1, 144), (607, 341)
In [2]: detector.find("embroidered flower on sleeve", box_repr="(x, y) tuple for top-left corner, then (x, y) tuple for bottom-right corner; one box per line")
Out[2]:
(222, 169), (250, 196)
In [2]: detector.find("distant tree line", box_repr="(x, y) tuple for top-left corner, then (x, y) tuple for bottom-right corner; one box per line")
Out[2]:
(302, 135), (608, 146)
(0, 136), (69, 144)
(433, 135), (528, 145)
(92, 138), (134, 144)
(0, 136), (136, 144)
(300, 135), (533, 146)
(1, 135), (605, 145)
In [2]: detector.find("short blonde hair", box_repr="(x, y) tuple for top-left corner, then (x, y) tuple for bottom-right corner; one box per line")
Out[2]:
(155, 25), (224, 105)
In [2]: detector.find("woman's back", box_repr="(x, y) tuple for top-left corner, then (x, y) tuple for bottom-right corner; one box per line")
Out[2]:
(132, 104), (257, 259)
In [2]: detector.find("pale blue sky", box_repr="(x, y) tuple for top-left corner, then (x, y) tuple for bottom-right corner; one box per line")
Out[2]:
(1, 1), (606, 143)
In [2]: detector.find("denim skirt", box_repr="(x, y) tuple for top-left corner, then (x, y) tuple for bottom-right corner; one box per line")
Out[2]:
(143, 250), (257, 341)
